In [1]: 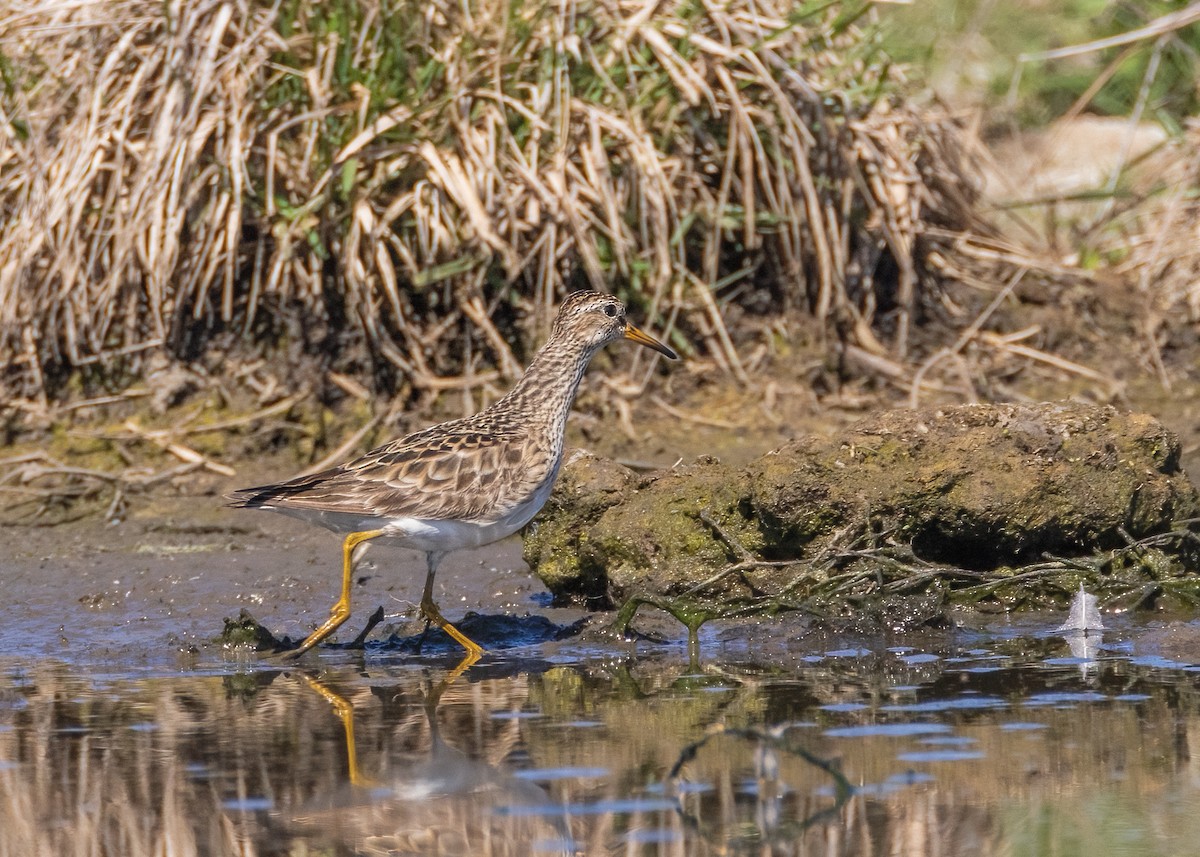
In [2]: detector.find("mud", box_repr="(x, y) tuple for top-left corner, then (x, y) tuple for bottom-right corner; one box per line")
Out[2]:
(0, 496), (590, 667)
(526, 403), (1200, 617)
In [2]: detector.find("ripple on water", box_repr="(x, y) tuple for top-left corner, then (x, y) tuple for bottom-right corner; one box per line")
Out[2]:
(623, 829), (682, 844)
(1022, 692), (1107, 707)
(1131, 656), (1193, 669)
(882, 696), (1007, 713)
(495, 798), (676, 817)
(222, 797), (273, 812)
(897, 749), (986, 763)
(825, 723), (952, 738)
(513, 767), (609, 782)
(737, 778), (794, 796)
(900, 653), (942, 665)
(854, 770), (937, 796)
(644, 781), (713, 795)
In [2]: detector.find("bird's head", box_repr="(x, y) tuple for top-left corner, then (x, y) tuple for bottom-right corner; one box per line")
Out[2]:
(554, 291), (677, 359)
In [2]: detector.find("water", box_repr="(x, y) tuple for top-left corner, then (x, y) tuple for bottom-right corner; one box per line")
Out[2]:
(3, 522), (1199, 855)
(3, 620), (1200, 856)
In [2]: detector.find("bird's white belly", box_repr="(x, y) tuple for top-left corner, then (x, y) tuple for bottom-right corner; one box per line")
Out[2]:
(272, 471), (558, 553)
(379, 515), (523, 552)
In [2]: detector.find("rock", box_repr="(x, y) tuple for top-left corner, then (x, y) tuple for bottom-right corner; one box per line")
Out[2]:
(583, 456), (763, 602)
(523, 452), (764, 606)
(522, 452), (640, 606)
(526, 404), (1199, 608)
(751, 403), (1197, 566)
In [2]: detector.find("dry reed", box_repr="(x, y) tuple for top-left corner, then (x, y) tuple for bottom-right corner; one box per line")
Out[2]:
(0, 0), (985, 408)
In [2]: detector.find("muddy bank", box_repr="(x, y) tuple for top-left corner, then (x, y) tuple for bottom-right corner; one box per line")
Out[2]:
(525, 403), (1200, 616)
(0, 501), (575, 666)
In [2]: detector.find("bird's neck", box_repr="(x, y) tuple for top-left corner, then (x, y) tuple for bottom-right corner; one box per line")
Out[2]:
(500, 332), (598, 435)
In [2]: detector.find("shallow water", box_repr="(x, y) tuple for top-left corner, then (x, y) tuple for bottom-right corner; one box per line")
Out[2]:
(5, 517), (1200, 855)
(6, 616), (1200, 856)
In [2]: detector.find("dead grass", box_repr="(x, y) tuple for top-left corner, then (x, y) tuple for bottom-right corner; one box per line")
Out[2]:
(1105, 124), (1200, 387)
(0, 0), (987, 408)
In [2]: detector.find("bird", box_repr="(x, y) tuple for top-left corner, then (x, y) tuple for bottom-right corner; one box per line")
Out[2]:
(227, 291), (677, 660)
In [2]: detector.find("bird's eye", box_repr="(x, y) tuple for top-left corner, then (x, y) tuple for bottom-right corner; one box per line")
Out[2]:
(602, 304), (617, 318)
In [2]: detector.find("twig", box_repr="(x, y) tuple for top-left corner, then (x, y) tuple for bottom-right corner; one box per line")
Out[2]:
(686, 510), (800, 595)
(651, 395), (741, 430)
(682, 270), (749, 385)
(122, 419), (236, 477)
(1018, 4), (1200, 63)
(297, 411), (386, 478)
(910, 268), (1026, 408)
(58, 390), (152, 413)
(348, 606), (387, 647)
(978, 334), (1121, 389)
(178, 395), (303, 435)
(460, 292), (524, 382)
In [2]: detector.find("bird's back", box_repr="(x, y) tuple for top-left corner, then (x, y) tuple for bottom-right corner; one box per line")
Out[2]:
(227, 404), (562, 528)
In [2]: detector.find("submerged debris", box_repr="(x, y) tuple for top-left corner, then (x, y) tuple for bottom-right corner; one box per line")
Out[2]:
(219, 610), (287, 653)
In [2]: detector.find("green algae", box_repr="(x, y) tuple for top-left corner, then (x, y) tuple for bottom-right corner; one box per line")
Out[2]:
(219, 610), (286, 652)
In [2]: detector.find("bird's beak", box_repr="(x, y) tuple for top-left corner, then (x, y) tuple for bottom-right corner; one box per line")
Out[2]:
(624, 323), (678, 359)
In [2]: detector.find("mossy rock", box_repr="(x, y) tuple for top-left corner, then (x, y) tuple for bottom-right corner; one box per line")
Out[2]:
(526, 403), (1200, 609)
(525, 453), (765, 606)
(523, 452), (641, 605)
(585, 457), (763, 604)
(750, 403), (1198, 567)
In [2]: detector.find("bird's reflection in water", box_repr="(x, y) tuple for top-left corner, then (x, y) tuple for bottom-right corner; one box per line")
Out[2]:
(285, 657), (576, 855)
(667, 722), (853, 853)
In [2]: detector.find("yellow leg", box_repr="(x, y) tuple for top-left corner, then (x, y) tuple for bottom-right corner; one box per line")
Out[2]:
(300, 674), (368, 787)
(424, 651), (480, 717)
(283, 529), (385, 659)
(420, 551), (486, 658)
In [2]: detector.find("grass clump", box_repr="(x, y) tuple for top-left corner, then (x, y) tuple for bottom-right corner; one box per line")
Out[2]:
(0, 0), (983, 408)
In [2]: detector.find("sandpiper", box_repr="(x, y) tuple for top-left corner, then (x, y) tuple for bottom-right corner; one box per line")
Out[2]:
(227, 291), (677, 659)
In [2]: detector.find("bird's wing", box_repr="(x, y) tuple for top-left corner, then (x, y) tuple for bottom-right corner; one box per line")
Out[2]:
(226, 417), (553, 523)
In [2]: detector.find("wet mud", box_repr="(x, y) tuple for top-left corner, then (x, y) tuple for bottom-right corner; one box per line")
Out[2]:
(0, 503), (586, 666)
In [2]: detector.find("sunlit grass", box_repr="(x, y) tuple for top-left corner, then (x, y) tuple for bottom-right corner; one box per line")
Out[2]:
(0, 0), (980, 406)
(877, 0), (1200, 129)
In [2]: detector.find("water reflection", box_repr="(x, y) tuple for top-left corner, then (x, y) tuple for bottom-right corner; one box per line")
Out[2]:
(2, 631), (1200, 855)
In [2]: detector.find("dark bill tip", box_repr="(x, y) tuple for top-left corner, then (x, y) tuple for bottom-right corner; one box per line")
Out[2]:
(624, 324), (678, 359)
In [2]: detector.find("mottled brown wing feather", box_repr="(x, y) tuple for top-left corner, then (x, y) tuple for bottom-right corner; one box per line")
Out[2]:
(226, 412), (553, 523)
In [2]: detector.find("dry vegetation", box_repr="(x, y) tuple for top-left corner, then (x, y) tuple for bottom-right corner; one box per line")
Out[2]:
(2, 0), (1197, 517)
(0, 0), (990, 404)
